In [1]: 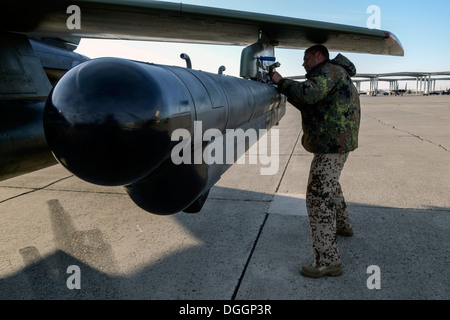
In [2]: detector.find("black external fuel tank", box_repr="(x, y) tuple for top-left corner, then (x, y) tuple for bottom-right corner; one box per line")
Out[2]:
(44, 57), (285, 214)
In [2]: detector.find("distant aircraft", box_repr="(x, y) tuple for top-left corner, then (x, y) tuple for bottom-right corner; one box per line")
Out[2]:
(391, 83), (408, 95)
(0, 0), (404, 214)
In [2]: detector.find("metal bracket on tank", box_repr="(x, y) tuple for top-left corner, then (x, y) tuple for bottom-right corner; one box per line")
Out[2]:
(240, 31), (279, 83)
(180, 53), (192, 69)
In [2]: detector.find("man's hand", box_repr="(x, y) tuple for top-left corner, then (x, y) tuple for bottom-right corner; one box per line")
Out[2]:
(270, 71), (283, 84)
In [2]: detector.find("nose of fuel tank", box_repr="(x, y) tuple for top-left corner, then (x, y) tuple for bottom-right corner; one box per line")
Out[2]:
(44, 58), (192, 186)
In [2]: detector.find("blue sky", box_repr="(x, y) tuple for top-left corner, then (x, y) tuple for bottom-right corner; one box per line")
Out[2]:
(76, 0), (450, 90)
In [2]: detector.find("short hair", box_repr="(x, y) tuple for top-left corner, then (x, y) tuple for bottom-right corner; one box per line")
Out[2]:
(305, 45), (329, 60)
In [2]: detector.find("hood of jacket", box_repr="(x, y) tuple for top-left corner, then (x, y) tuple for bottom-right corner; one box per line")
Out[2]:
(306, 53), (357, 78)
(330, 53), (357, 77)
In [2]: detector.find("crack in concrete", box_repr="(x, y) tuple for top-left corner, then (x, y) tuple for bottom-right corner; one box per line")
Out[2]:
(366, 114), (449, 152)
(0, 176), (73, 204)
(231, 129), (302, 300)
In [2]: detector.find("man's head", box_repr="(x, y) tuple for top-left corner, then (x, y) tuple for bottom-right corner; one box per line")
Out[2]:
(303, 45), (329, 73)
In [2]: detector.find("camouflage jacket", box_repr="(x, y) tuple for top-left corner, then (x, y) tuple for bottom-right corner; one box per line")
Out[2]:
(277, 54), (361, 154)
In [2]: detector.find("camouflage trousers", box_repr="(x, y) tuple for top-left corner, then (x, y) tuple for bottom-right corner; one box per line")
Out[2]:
(306, 153), (352, 267)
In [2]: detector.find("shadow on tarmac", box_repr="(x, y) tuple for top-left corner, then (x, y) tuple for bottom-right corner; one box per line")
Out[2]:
(0, 187), (448, 300)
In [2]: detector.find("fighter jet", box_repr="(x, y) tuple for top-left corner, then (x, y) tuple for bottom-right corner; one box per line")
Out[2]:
(0, 0), (404, 214)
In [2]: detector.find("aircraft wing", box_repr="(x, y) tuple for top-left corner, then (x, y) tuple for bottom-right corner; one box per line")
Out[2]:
(2, 0), (403, 56)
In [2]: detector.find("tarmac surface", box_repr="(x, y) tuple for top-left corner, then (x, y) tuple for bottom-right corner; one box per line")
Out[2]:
(0, 95), (449, 301)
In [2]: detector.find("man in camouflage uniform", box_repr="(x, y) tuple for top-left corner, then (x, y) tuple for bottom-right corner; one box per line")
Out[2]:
(271, 45), (360, 278)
